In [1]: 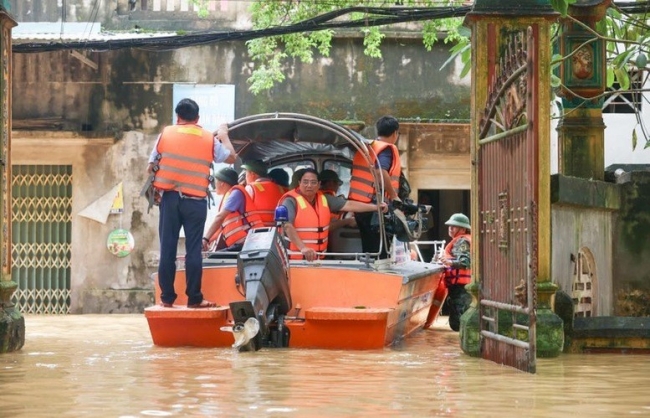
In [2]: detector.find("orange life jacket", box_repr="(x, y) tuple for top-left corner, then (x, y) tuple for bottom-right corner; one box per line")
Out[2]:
(443, 234), (472, 285)
(283, 189), (330, 258)
(152, 124), (214, 198)
(248, 180), (286, 227)
(211, 185), (263, 247)
(348, 140), (401, 203)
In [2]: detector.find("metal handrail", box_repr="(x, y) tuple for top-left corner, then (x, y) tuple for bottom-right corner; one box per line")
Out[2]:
(410, 240), (446, 263)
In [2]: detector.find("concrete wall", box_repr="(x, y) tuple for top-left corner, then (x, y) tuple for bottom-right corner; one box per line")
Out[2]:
(551, 206), (614, 316)
(613, 171), (650, 316)
(13, 37), (470, 133)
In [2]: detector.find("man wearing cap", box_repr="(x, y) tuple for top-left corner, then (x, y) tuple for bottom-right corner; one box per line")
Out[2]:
(318, 169), (344, 195)
(243, 159), (285, 227)
(147, 98), (236, 309)
(203, 167), (262, 252)
(438, 213), (472, 331)
(319, 169), (356, 231)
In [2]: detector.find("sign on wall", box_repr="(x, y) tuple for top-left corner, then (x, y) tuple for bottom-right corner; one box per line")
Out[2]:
(107, 229), (135, 258)
(110, 182), (124, 214)
(173, 84), (236, 237)
(172, 84), (235, 133)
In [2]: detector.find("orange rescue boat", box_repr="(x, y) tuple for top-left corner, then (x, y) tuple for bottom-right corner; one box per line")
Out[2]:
(144, 113), (445, 350)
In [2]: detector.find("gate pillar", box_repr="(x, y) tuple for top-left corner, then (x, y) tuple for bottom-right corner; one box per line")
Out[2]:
(556, 1), (611, 180)
(461, 0), (563, 368)
(0, 5), (23, 354)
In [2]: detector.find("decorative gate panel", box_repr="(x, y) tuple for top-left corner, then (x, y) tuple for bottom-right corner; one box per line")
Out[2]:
(477, 26), (539, 373)
(11, 165), (72, 314)
(573, 248), (595, 317)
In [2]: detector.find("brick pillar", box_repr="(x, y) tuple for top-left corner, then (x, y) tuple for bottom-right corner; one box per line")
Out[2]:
(557, 1), (611, 180)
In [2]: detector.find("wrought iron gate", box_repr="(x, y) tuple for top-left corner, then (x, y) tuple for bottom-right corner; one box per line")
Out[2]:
(11, 165), (72, 314)
(477, 26), (538, 373)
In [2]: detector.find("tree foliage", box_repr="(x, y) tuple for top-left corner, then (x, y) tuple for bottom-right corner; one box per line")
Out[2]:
(245, 1), (467, 94)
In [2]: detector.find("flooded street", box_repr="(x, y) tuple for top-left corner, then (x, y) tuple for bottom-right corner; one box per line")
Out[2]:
(1, 314), (649, 417)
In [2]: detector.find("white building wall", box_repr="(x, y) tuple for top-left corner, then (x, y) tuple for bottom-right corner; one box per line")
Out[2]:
(551, 76), (650, 173)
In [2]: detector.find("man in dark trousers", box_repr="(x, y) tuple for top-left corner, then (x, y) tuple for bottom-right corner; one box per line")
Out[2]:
(147, 98), (236, 308)
(348, 115), (401, 258)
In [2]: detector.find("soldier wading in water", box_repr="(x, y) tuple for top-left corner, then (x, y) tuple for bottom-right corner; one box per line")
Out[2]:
(438, 213), (472, 331)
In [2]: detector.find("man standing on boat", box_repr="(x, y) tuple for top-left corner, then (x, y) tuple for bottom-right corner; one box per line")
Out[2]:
(438, 213), (473, 331)
(147, 98), (236, 309)
(243, 159), (286, 227)
(203, 167), (263, 252)
(348, 115), (401, 259)
(279, 168), (387, 261)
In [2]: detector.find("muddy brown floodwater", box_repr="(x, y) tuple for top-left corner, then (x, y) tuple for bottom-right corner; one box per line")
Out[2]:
(0, 314), (648, 417)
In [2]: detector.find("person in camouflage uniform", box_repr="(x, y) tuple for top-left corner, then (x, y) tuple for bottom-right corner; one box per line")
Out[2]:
(440, 213), (472, 331)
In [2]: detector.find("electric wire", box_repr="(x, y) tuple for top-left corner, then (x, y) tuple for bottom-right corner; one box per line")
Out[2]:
(11, 2), (650, 54)
(13, 5), (466, 53)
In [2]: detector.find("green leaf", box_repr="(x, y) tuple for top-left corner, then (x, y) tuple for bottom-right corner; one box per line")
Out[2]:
(440, 42), (470, 71)
(461, 45), (471, 63)
(614, 67), (630, 90)
(612, 49), (635, 68)
(550, 0), (569, 17)
(551, 74), (561, 88)
(362, 27), (385, 59)
(460, 62), (471, 79)
(609, 8), (621, 19)
(457, 26), (471, 38)
(550, 54), (563, 70)
(606, 67), (615, 88)
(632, 128), (638, 151)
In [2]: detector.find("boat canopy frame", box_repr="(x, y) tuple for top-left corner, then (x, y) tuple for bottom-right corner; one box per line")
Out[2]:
(220, 112), (391, 260)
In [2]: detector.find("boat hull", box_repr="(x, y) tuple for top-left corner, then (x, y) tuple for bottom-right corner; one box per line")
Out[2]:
(145, 260), (444, 349)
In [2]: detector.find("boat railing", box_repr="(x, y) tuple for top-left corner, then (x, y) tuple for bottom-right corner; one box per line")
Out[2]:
(187, 249), (382, 267)
(288, 250), (380, 264)
(410, 240), (446, 263)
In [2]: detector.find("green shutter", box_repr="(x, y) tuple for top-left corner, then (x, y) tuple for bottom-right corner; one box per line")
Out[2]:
(11, 165), (72, 314)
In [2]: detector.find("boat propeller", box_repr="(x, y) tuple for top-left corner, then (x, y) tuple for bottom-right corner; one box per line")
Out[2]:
(220, 317), (260, 350)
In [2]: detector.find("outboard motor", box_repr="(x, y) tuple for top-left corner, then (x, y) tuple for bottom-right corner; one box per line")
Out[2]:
(224, 223), (292, 352)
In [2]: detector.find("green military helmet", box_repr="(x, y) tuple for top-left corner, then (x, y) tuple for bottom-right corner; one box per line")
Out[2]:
(444, 213), (471, 231)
